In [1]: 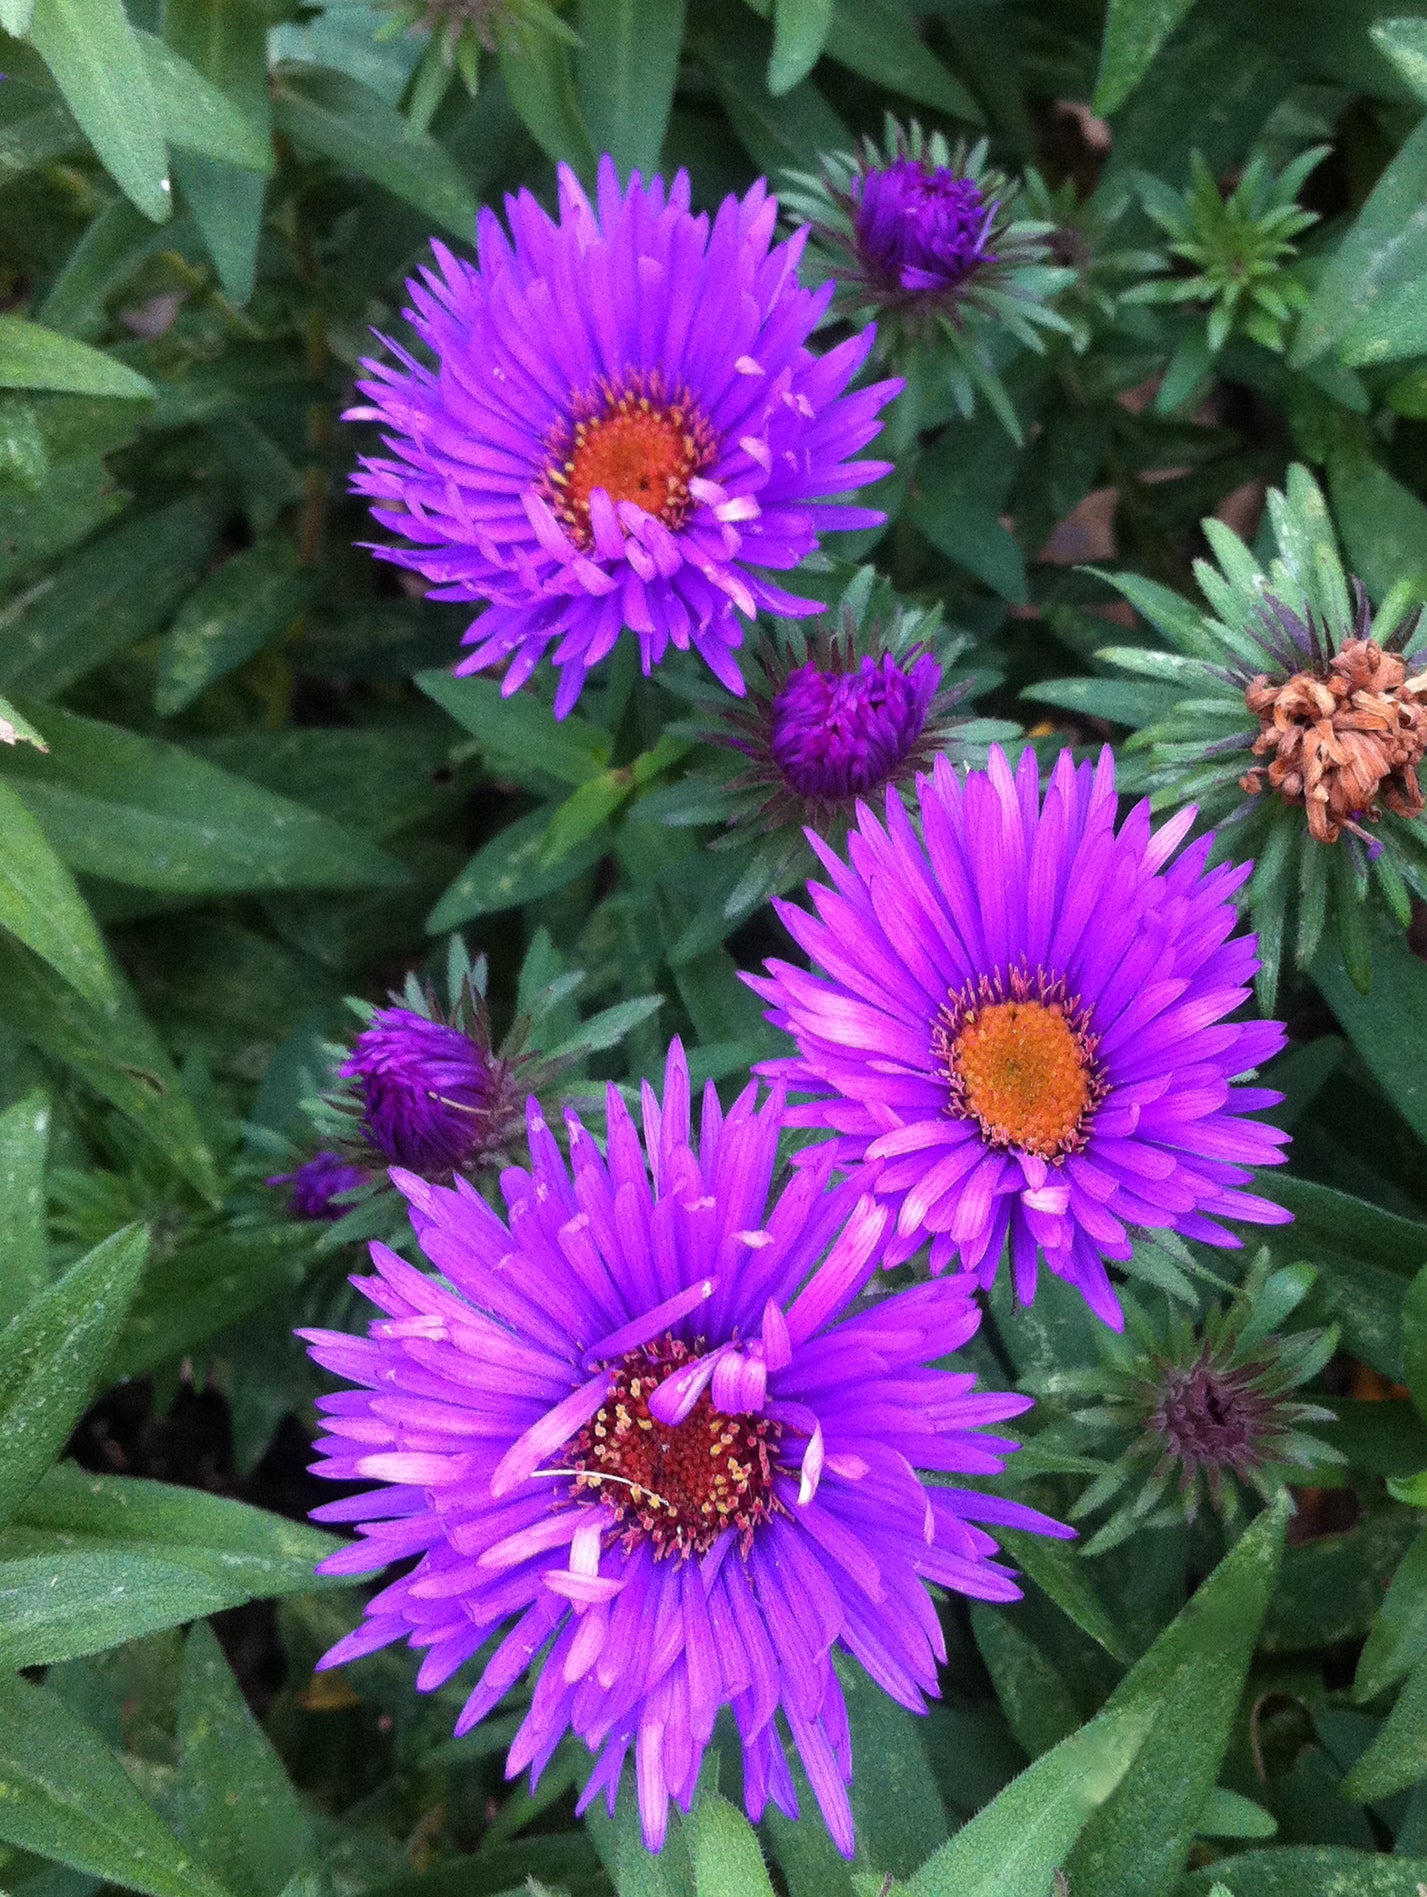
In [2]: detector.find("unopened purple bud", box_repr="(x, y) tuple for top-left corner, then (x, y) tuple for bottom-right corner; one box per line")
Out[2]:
(341, 1006), (494, 1175)
(853, 158), (998, 296)
(769, 650), (941, 802)
(269, 1150), (367, 1221)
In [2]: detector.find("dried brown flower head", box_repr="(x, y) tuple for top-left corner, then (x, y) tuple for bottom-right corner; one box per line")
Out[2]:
(1240, 621), (1427, 844)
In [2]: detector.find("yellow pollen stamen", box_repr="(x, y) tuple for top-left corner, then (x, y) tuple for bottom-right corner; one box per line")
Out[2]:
(543, 373), (715, 552)
(567, 1333), (785, 1560)
(935, 973), (1103, 1160)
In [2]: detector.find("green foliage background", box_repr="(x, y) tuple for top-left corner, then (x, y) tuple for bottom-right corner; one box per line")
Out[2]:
(3, 0), (1427, 1893)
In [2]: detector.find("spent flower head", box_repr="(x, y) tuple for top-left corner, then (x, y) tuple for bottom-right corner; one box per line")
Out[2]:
(1098, 464), (1427, 1001)
(782, 121), (1073, 440)
(300, 1041), (1068, 1856)
(1037, 1253), (1341, 1554)
(347, 158), (899, 716)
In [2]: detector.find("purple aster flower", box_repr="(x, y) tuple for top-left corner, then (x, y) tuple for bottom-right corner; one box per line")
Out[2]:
(268, 1150), (368, 1221)
(853, 157), (998, 298)
(345, 158), (901, 718)
(300, 1041), (1067, 1855)
(341, 1005), (515, 1177)
(749, 747), (1293, 1330)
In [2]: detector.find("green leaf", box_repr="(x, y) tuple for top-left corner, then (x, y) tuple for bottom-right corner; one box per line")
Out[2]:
(272, 65), (478, 238)
(164, 0), (272, 304)
(0, 1224), (147, 1532)
(0, 1548), (286, 1670)
(37, 198), (177, 341)
(108, 1225), (318, 1379)
(178, 1624), (313, 1897)
(417, 670), (611, 790)
(0, 456), (124, 593)
(1000, 1524), (1130, 1661)
(970, 1602), (1082, 1760)
(692, 10), (848, 174)
(1272, 1175), (1427, 1283)
(0, 1677), (234, 1897)
(1400, 1277), (1427, 1458)
(156, 541), (316, 716)
(842, 1658), (952, 1876)
(1196, 1786), (1277, 1838)
(1311, 931), (1427, 1145)
(1064, 1495), (1289, 1897)
(135, 30), (271, 172)
(540, 770), (634, 868)
(0, 934), (219, 1203)
(0, 1089), (50, 1327)
(825, 0), (982, 121)
(0, 702), (409, 896)
(1093, 0), (1201, 116)
(1021, 676), (1181, 727)
(685, 1793), (776, 1897)
(28, 0), (171, 222)
(0, 315), (154, 400)
(912, 493), (1026, 603)
(500, 33), (597, 173)
(895, 1706), (1153, 1897)
(1181, 1846), (1427, 1893)
(0, 494), (223, 698)
(1372, 16), (1427, 103)
(1342, 1649), (1427, 1801)
(11, 1461), (343, 1586)
(577, 0), (685, 173)
(428, 805), (610, 929)
(586, 1784), (696, 1897)
(1355, 1525), (1427, 1701)
(0, 778), (119, 1011)
(1267, 1508), (1418, 1654)
(1327, 449), (1427, 601)
(1293, 114), (1427, 369)
(769, 0), (833, 94)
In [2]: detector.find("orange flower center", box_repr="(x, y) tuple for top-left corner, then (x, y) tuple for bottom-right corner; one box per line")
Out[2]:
(935, 979), (1102, 1159)
(568, 1335), (782, 1559)
(544, 375), (715, 551)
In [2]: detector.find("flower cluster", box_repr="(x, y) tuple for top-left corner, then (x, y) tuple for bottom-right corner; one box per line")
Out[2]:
(302, 1044), (1069, 1853)
(750, 745), (1290, 1331)
(310, 153), (1308, 1865)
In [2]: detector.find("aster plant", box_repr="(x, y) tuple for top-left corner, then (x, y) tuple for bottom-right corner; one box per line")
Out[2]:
(781, 122), (1074, 440)
(300, 1041), (1068, 1855)
(346, 158), (900, 717)
(1097, 463), (1427, 999)
(1033, 1253), (1341, 1554)
(750, 746), (1290, 1330)
(1121, 148), (1327, 410)
(648, 566), (1019, 947)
